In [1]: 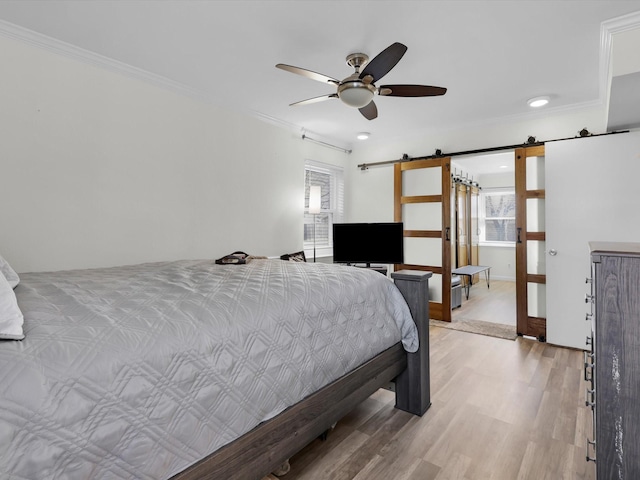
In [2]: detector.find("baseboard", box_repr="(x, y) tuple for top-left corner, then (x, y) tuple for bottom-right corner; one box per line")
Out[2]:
(490, 276), (515, 282)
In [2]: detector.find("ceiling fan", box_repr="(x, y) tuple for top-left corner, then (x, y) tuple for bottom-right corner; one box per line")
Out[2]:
(275, 42), (446, 120)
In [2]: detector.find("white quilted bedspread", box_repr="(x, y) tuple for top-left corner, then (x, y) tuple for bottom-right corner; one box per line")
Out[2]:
(0, 259), (417, 479)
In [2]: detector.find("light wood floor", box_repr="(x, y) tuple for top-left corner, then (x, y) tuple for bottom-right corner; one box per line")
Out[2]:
(285, 327), (595, 480)
(452, 280), (516, 326)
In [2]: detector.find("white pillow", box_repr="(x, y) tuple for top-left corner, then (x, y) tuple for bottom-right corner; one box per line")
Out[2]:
(0, 271), (24, 340)
(0, 254), (19, 288)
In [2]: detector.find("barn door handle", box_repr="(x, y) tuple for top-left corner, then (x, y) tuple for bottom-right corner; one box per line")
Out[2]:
(445, 227), (450, 241)
(517, 227), (522, 243)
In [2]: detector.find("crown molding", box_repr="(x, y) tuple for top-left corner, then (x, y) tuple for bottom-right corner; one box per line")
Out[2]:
(0, 19), (219, 105)
(599, 11), (640, 116)
(0, 19), (339, 147)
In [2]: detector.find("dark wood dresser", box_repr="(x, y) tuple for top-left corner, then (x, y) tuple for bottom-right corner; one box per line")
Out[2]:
(586, 242), (640, 479)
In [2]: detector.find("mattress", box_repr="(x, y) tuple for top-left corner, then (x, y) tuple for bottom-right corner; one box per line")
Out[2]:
(0, 259), (417, 479)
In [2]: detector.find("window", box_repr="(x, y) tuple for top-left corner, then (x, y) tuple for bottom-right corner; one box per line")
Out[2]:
(304, 161), (344, 256)
(480, 188), (516, 244)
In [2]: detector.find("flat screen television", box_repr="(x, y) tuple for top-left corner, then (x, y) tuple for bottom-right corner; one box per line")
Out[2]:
(332, 222), (404, 265)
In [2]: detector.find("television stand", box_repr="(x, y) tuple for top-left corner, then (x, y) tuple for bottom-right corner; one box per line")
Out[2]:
(352, 264), (387, 276)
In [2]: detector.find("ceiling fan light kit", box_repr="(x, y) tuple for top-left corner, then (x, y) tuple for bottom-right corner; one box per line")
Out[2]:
(276, 42), (447, 120)
(338, 81), (375, 108)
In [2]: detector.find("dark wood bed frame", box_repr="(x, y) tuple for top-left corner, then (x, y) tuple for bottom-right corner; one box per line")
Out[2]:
(171, 270), (431, 480)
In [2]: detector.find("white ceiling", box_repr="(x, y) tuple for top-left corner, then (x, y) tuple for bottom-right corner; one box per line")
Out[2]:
(0, 1), (639, 148)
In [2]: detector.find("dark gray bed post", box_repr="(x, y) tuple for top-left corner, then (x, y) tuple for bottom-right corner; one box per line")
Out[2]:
(391, 270), (432, 416)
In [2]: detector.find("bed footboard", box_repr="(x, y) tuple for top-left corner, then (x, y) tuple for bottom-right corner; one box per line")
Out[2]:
(391, 270), (432, 416)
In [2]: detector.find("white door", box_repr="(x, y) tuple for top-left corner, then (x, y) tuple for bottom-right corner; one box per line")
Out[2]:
(546, 131), (640, 349)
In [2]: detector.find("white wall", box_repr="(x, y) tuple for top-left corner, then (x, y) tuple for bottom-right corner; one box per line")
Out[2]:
(478, 246), (515, 281)
(0, 35), (349, 272)
(347, 109), (607, 221)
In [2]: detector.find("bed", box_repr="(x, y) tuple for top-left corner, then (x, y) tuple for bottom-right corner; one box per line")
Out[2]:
(0, 258), (429, 479)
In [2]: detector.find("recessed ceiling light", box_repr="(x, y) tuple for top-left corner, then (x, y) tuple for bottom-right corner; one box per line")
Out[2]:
(527, 96), (550, 108)
(499, 165), (508, 169)
(356, 132), (370, 140)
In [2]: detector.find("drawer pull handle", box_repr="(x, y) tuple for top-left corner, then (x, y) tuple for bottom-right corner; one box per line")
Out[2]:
(586, 438), (596, 463)
(585, 388), (596, 408)
(584, 369), (593, 382)
(583, 352), (595, 382)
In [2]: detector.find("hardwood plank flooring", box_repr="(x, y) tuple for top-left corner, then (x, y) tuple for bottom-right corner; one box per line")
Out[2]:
(285, 327), (595, 480)
(452, 280), (516, 326)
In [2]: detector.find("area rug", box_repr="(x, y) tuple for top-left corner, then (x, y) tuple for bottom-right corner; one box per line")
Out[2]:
(429, 318), (517, 341)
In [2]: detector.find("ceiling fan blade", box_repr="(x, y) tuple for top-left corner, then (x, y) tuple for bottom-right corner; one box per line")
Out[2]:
(359, 42), (407, 82)
(276, 64), (339, 85)
(359, 101), (378, 120)
(290, 94), (338, 107)
(379, 84), (447, 97)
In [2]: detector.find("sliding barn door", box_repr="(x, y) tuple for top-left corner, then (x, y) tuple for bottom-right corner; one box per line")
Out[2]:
(515, 145), (547, 340)
(456, 183), (468, 269)
(546, 132), (640, 349)
(470, 186), (480, 283)
(454, 183), (480, 282)
(394, 158), (452, 321)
